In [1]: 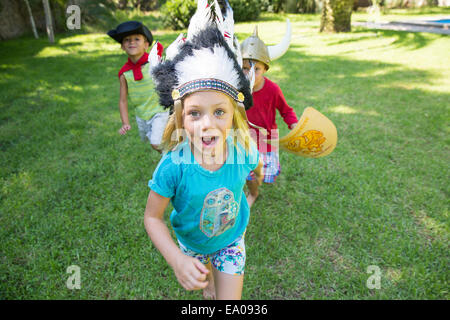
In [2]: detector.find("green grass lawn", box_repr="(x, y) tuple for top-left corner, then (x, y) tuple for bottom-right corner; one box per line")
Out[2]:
(1, 10), (449, 299)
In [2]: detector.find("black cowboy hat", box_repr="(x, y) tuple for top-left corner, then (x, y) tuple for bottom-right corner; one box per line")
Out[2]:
(107, 21), (153, 44)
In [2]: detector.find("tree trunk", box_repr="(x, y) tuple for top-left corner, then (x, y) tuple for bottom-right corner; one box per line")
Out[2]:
(320, 0), (354, 33)
(272, 0), (284, 13)
(0, 0), (28, 40)
(24, 0), (39, 39)
(42, 0), (55, 43)
(286, 0), (298, 13)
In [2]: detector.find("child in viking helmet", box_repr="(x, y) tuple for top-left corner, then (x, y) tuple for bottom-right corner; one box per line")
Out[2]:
(241, 20), (299, 207)
(143, 0), (263, 299)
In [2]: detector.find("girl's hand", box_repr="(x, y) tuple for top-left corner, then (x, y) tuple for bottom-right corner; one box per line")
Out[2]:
(119, 124), (131, 135)
(173, 254), (209, 291)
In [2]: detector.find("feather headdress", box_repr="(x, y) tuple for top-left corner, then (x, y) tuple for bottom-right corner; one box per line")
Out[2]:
(151, 0), (253, 111)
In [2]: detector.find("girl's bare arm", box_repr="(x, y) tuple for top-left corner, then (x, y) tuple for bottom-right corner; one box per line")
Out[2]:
(144, 190), (209, 290)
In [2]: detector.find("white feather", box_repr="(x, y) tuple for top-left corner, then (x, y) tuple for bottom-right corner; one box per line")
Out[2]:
(176, 45), (240, 89)
(246, 60), (255, 92)
(233, 35), (242, 68)
(165, 33), (185, 61)
(187, 0), (212, 41)
(148, 41), (161, 72)
(219, 0), (235, 52)
(213, 0), (223, 30)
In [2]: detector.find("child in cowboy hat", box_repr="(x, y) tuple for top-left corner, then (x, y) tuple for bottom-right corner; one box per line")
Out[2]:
(108, 21), (168, 151)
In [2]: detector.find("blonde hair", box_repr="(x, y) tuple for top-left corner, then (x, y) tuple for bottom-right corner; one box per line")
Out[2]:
(161, 94), (254, 156)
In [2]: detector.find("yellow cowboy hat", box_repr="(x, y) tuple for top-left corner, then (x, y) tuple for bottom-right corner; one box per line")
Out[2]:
(277, 107), (337, 158)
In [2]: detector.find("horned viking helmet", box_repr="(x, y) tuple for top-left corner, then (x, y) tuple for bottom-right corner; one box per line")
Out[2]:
(240, 19), (292, 70)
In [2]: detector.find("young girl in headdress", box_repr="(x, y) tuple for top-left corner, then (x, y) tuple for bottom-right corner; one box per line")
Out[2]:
(143, 0), (262, 300)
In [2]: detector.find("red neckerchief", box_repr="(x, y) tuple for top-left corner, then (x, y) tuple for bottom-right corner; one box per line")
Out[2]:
(118, 52), (149, 81)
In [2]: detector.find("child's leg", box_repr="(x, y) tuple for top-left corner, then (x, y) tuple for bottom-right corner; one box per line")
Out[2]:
(210, 234), (246, 300)
(203, 262), (215, 300)
(150, 143), (162, 152)
(247, 151), (280, 207)
(212, 266), (244, 300)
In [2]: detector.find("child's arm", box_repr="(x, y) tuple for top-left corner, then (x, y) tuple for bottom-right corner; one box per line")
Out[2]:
(144, 190), (210, 291)
(274, 85), (298, 130)
(118, 74), (131, 135)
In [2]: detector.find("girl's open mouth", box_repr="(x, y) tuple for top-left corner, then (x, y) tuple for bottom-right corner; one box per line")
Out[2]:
(202, 136), (217, 147)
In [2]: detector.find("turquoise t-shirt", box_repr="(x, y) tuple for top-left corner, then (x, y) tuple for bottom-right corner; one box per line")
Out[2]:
(148, 137), (259, 254)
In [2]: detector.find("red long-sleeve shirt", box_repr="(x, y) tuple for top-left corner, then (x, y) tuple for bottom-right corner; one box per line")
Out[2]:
(246, 77), (298, 152)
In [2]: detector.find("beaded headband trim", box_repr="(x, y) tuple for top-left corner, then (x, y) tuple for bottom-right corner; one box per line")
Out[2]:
(172, 78), (245, 103)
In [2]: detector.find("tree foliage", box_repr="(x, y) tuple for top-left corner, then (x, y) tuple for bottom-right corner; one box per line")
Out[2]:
(228, 0), (261, 22)
(161, 0), (261, 30)
(260, 0), (318, 13)
(160, 0), (196, 30)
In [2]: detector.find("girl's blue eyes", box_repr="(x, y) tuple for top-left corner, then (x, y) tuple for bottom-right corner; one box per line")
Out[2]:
(189, 110), (225, 117)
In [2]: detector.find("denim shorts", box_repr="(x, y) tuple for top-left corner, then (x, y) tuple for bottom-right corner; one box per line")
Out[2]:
(135, 111), (169, 145)
(178, 234), (246, 276)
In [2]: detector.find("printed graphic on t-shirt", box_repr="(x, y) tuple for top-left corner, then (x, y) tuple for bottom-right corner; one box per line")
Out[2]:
(200, 188), (239, 238)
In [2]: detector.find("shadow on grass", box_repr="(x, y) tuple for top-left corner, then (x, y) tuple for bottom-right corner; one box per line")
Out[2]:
(326, 27), (437, 50)
(110, 10), (166, 31)
(0, 31), (181, 170)
(356, 27), (442, 50)
(257, 12), (319, 23)
(273, 47), (448, 144)
(382, 6), (450, 16)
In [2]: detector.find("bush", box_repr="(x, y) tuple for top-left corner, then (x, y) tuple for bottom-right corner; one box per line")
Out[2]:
(297, 0), (317, 13)
(260, 0), (319, 13)
(115, 0), (167, 10)
(161, 0), (261, 30)
(228, 0), (261, 22)
(260, 0), (285, 12)
(161, 0), (196, 30)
